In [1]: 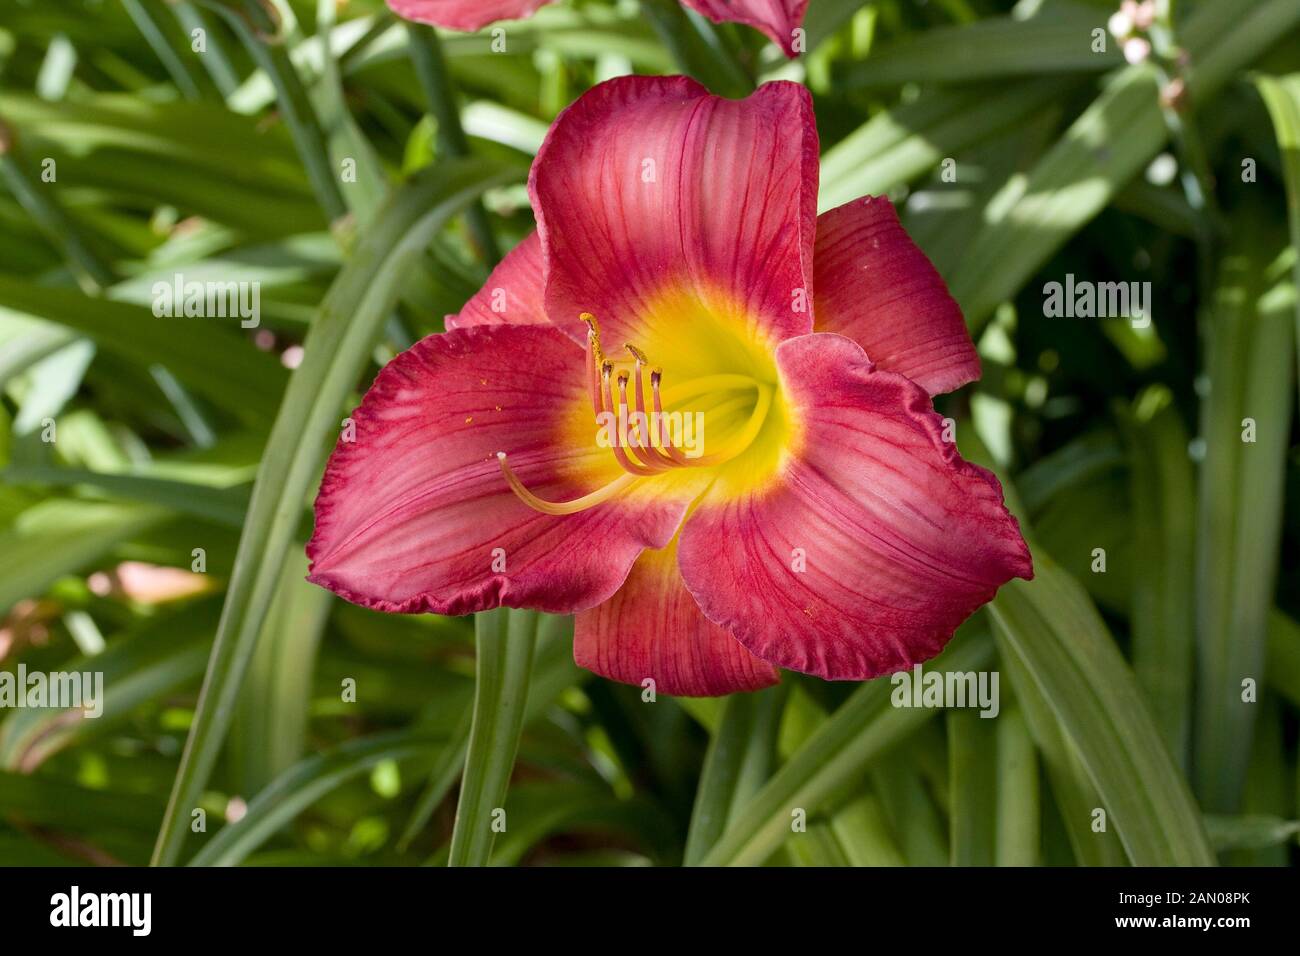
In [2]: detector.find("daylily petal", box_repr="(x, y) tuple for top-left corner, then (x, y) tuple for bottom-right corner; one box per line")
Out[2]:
(576, 540), (780, 697)
(445, 231), (549, 330)
(814, 197), (980, 396)
(308, 325), (694, 616)
(531, 76), (818, 350)
(682, 0), (810, 58)
(678, 332), (1032, 681)
(386, 0), (551, 31)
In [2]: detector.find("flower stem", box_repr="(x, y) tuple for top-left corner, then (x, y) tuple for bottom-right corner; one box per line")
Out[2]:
(447, 608), (537, 866)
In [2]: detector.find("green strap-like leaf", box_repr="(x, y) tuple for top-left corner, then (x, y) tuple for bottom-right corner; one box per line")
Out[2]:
(1205, 814), (1300, 852)
(684, 693), (758, 867)
(869, 750), (948, 866)
(487, 781), (678, 867)
(406, 22), (499, 264)
(1192, 208), (1294, 813)
(230, 552), (332, 793)
(950, 0), (1300, 333)
(684, 685), (788, 866)
(121, 0), (202, 101)
(397, 616), (579, 851)
(188, 730), (442, 867)
(1, 465), (251, 527)
(990, 563), (1215, 866)
(0, 598), (219, 771)
(198, 0), (347, 222)
(1117, 389), (1195, 770)
(1266, 610), (1300, 710)
(960, 425), (1212, 865)
(698, 630), (994, 867)
(1253, 72), (1300, 407)
(0, 770), (166, 836)
(997, 643), (1126, 866)
(948, 707), (997, 865)
(639, 0), (753, 100)
(150, 158), (523, 867)
(0, 277), (288, 424)
(818, 79), (1071, 212)
(0, 499), (165, 614)
(447, 608), (538, 867)
(837, 3), (1121, 89)
(828, 792), (905, 867)
(994, 702), (1039, 867)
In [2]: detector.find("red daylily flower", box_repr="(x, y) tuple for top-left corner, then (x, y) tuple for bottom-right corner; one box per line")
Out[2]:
(308, 76), (1033, 697)
(387, 0), (810, 58)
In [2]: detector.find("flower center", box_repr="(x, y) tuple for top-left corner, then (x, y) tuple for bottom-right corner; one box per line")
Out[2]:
(499, 309), (783, 515)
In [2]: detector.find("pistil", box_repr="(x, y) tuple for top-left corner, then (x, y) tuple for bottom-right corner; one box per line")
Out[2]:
(497, 453), (639, 516)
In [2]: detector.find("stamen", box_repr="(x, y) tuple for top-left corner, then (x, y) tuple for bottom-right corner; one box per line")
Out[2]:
(651, 371), (694, 466)
(626, 348), (678, 468)
(581, 313), (604, 416)
(627, 346), (649, 443)
(499, 315), (777, 515)
(497, 452), (638, 515)
(648, 368), (664, 450)
(616, 372), (674, 473)
(605, 369), (662, 476)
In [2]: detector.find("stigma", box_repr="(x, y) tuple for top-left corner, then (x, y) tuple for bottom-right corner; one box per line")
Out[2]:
(498, 312), (773, 515)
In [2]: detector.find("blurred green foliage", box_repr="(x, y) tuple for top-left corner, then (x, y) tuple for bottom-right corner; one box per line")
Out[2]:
(0, 0), (1298, 867)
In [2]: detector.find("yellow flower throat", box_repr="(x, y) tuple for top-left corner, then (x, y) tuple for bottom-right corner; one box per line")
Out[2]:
(499, 293), (793, 515)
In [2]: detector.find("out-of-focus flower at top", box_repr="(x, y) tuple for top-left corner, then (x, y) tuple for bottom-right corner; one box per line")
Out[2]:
(387, 0), (811, 58)
(307, 76), (1032, 697)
